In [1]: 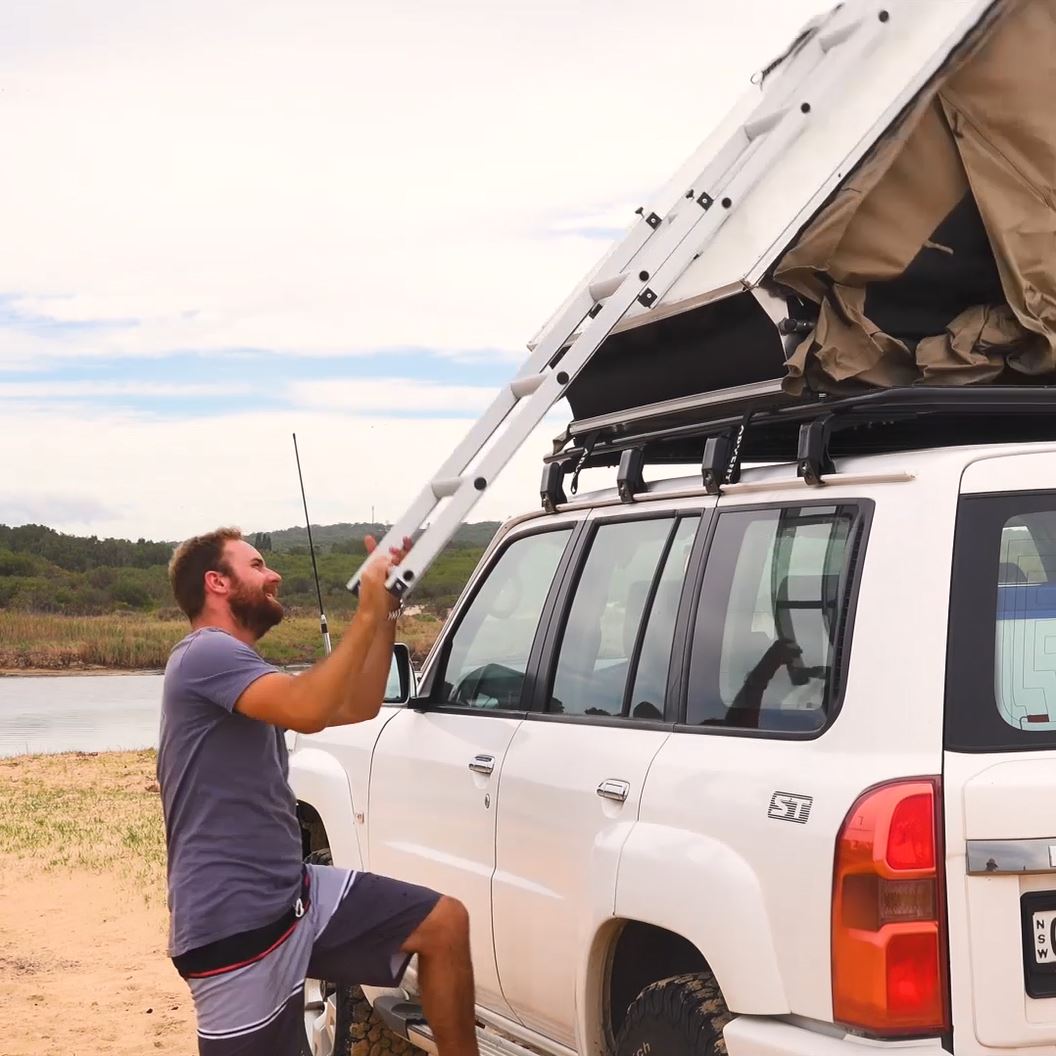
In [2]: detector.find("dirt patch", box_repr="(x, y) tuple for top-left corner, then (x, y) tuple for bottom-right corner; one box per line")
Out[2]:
(0, 857), (195, 1055)
(0, 750), (196, 1053)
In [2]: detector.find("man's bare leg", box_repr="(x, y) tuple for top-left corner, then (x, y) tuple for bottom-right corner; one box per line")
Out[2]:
(402, 896), (479, 1056)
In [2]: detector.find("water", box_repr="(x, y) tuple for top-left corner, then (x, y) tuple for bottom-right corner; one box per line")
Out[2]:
(0, 673), (164, 758)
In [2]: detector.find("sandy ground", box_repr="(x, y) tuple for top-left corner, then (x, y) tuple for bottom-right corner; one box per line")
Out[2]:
(0, 751), (198, 1055)
(0, 858), (197, 1056)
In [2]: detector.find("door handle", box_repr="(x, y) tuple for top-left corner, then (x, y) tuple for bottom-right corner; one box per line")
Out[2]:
(596, 779), (630, 803)
(468, 754), (496, 776)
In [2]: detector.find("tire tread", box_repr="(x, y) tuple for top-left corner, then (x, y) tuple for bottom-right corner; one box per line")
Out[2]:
(615, 971), (733, 1056)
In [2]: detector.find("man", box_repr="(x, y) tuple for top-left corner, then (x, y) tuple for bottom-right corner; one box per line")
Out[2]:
(158, 527), (479, 1055)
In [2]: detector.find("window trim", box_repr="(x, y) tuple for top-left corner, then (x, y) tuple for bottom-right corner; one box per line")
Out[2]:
(673, 498), (874, 741)
(946, 490), (1056, 753)
(415, 520), (584, 717)
(527, 508), (709, 727)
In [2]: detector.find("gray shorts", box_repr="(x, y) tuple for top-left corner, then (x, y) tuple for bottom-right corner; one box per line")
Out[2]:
(186, 864), (441, 1055)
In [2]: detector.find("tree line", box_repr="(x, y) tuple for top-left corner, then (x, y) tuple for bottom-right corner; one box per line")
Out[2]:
(0, 522), (499, 617)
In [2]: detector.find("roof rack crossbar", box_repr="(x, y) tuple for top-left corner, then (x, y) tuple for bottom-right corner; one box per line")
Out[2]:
(551, 386), (1056, 470)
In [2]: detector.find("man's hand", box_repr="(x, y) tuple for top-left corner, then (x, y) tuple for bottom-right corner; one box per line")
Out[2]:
(360, 534), (414, 617)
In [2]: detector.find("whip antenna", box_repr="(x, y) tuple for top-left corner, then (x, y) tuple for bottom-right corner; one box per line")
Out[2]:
(292, 433), (331, 656)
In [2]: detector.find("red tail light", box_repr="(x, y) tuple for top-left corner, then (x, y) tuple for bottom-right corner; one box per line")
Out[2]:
(832, 779), (949, 1036)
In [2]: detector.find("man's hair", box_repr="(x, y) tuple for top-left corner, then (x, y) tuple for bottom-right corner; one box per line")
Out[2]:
(169, 527), (243, 621)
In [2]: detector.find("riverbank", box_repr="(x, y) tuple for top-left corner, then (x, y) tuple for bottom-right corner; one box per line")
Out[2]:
(0, 609), (444, 672)
(0, 749), (196, 1054)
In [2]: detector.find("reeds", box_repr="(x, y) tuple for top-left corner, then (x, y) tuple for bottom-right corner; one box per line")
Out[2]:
(0, 611), (444, 671)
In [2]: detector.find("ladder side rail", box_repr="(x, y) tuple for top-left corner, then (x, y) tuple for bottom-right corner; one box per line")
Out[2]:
(371, 273), (665, 596)
(526, 13), (840, 351)
(354, 3), (895, 597)
(354, 91), (802, 595)
(645, 9), (893, 302)
(350, 265), (660, 594)
(525, 83), (765, 352)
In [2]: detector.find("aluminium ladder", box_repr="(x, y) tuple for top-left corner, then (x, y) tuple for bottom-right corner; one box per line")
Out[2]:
(347, 1), (969, 600)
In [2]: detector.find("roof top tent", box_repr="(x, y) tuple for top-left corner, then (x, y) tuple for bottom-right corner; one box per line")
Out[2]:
(556, 0), (1056, 463)
(353, 0), (1056, 598)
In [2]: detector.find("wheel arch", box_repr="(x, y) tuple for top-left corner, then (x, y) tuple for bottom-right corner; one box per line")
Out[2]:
(604, 920), (709, 1043)
(612, 823), (789, 1015)
(289, 746), (364, 872)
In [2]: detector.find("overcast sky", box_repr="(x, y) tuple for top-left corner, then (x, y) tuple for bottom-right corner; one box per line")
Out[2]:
(1, 0), (832, 542)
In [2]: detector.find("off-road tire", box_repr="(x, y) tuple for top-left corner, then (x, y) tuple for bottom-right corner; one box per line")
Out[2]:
(614, 972), (733, 1056)
(299, 849), (417, 1056)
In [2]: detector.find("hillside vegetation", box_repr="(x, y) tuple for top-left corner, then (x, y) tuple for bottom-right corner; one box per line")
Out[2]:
(0, 521), (498, 617)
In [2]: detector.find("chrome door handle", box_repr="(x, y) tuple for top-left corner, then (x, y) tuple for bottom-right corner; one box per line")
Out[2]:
(468, 754), (496, 776)
(596, 779), (630, 803)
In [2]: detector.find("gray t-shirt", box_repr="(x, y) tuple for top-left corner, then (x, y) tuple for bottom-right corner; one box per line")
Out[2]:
(158, 628), (303, 957)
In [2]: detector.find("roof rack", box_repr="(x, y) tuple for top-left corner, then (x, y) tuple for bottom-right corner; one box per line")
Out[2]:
(543, 386), (1056, 503)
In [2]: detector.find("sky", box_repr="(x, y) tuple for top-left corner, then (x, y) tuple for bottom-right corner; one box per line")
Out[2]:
(0, 0), (833, 543)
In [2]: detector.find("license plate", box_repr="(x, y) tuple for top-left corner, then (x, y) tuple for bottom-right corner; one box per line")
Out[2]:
(1021, 894), (1056, 997)
(1031, 910), (1056, 965)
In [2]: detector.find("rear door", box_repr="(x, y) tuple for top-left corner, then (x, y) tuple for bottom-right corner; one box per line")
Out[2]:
(945, 451), (1056, 1055)
(367, 522), (578, 1019)
(491, 509), (706, 1045)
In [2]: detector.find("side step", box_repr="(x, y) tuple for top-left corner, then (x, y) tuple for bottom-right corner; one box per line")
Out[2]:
(372, 995), (552, 1056)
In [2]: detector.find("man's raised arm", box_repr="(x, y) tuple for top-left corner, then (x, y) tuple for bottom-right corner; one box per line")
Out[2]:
(235, 539), (405, 733)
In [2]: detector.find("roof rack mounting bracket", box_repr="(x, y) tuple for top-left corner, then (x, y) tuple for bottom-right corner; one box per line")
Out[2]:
(797, 417), (835, 486)
(617, 448), (646, 503)
(540, 461), (569, 514)
(701, 430), (744, 495)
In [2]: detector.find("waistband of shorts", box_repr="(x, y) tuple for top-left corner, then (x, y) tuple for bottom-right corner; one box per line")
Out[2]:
(172, 868), (311, 979)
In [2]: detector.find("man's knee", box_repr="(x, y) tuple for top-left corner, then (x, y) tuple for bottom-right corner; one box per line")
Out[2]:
(404, 895), (470, 954)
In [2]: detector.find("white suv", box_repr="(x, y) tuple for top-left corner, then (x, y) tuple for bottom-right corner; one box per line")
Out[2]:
(290, 0), (1056, 1051)
(290, 390), (1056, 1056)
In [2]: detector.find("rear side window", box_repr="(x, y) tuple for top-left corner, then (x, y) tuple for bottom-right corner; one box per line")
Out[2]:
(685, 504), (864, 734)
(549, 517), (674, 718)
(949, 495), (1056, 749)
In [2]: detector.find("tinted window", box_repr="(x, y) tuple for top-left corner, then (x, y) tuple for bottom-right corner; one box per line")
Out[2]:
(626, 517), (700, 721)
(686, 505), (860, 733)
(549, 518), (674, 718)
(438, 529), (571, 710)
(996, 513), (1056, 731)
(947, 495), (1056, 751)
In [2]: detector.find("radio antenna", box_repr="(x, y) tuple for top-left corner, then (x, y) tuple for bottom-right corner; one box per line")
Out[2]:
(292, 433), (331, 656)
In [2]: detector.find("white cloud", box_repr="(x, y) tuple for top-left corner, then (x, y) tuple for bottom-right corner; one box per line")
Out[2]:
(289, 378), (499, 415)
(0, 404), (570, 542)
(0, 0), (834, 364)
(0, 381), (254, 399)
(0, 0), (837, 545)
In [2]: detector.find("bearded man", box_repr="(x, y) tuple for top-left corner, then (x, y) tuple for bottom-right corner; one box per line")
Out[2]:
(158, 527), (478, 1056)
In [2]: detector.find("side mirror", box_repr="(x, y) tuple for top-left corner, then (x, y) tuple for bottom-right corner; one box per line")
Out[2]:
(384, 643), (415, 704)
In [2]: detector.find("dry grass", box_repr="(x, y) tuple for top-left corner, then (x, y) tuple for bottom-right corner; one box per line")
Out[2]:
(0, 610), (444, 671)
(0, 749), (167, 903)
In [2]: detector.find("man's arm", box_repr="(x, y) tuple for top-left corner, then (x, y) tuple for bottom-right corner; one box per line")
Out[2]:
(328, 610), (399, 726)
(234, 540), (403, 733)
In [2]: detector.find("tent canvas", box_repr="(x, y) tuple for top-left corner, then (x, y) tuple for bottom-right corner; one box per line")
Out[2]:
(564, 0), (1056, 420)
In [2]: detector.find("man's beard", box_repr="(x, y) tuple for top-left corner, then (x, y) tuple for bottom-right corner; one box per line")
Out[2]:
(228, 577), (284, 640)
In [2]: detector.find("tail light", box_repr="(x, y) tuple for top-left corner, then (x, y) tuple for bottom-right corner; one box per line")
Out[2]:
(832, 779), (949, 1036)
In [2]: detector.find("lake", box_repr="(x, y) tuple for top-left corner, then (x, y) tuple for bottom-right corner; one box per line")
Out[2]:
(0, 673), (164, 758)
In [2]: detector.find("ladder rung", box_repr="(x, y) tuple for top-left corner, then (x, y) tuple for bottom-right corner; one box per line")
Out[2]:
(820, 18), (863, 52)
(745, 106), (789, 142)
(430, 477), (463, 499)
(587, 274), (624, 303)
(509, 375), (546, 399)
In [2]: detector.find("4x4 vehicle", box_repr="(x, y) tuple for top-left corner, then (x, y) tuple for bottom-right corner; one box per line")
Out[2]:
(291, 1), (1056, 1054)
(293, 419), (1056, 1056)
